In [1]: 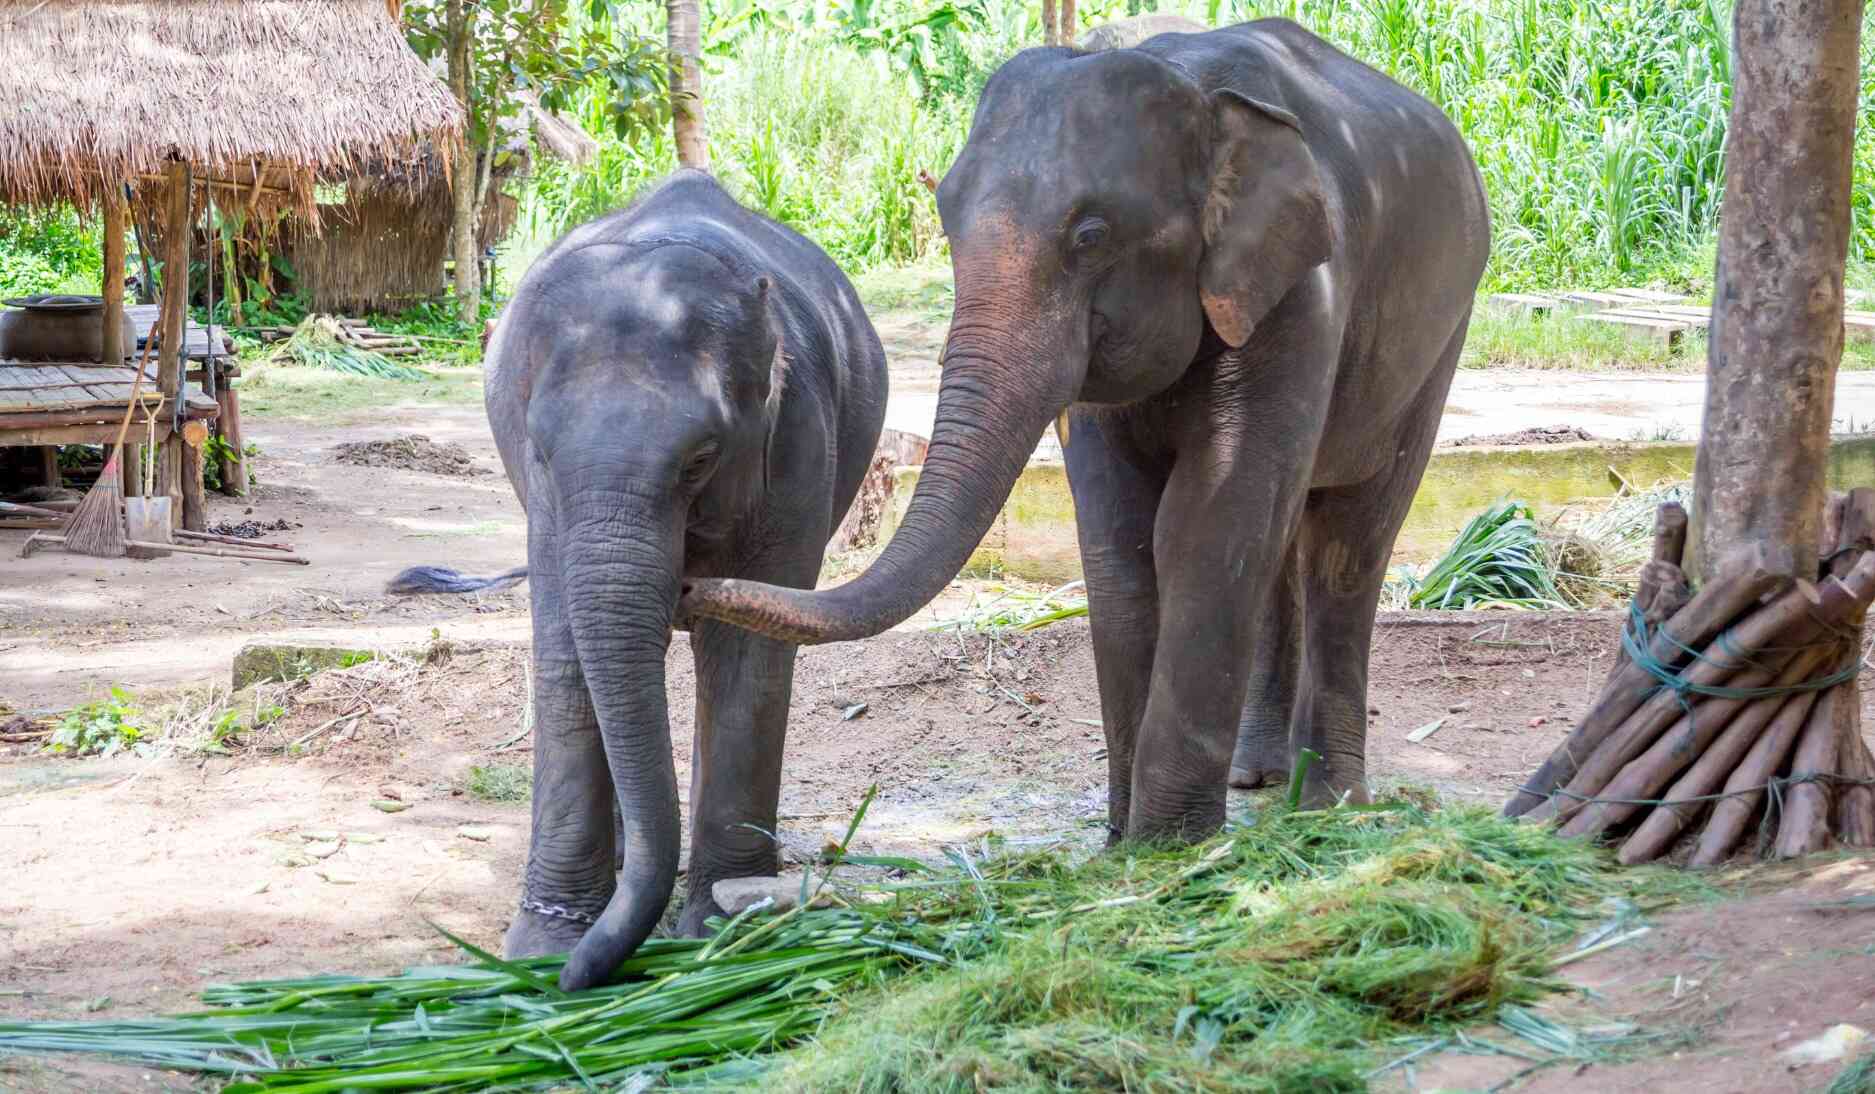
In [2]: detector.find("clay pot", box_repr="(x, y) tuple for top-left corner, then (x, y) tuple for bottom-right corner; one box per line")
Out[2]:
(0, 295), (137, 363)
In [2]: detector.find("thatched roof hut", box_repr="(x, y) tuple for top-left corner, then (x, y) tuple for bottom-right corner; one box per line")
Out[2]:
(0, 0), (462, 536)
(0, 0), (463, 216)
(283, 91), (596, 313)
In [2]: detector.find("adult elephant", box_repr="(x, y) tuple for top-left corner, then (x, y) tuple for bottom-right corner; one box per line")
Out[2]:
(391, 170), (886, 990)
(681, 22), (1489, 841)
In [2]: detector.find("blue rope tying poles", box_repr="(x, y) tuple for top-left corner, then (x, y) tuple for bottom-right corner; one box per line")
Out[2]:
(1617, 599), (1865, 707)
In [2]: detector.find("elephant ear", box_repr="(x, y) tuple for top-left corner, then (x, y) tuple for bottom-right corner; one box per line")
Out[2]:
(1198, 90), (1332, 349)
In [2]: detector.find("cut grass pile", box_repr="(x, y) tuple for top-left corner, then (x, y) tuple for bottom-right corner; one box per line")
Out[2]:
(0, 793), (1639, 1091)
(927, 579), (1088, 633)
(267, 315), (429, 381)
(1395, 500), (1567, 611)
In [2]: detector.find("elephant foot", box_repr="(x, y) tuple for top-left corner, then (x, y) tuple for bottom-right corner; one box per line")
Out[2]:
(1227, 763), (1286, 790)
(1293, 758), (1372, 810)
(675, 890), (726, 938)
(503, 904), (594, 961)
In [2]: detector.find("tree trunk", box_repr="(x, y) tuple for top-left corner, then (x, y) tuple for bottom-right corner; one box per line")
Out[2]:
(446, 0), (480, 327)
(1061, 0), (1077, 42)
(1504, 1), (1875, 864)
(667, 0), (709, 170)
(1042, 0), (1058, 45)
(1690, 0), (1865, 586)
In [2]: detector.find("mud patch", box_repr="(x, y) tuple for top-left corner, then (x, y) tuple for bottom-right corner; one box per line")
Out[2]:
(332, 435), (492, 478)
(1442, 424), (1597, 447)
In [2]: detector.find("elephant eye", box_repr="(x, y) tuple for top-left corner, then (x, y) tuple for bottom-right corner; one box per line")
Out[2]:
(1071, 218), (1109, 251)
(681, 443), (720, 488)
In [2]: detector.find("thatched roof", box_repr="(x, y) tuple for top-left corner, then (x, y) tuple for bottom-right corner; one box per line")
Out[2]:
(0, 0), (464, 213)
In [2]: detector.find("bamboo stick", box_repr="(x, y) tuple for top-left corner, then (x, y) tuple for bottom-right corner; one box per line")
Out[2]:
(21, 532), (307, 565)
(1618, 687), (1822, 864)
(1569, 642), (1835, 843)
(1506, 552), (1783, 817)
(1527, 573), (1835, 823)
(1839, 729), (1875, 848)
(1775, 680), (1848, 858)
(1690, 684), (1823, 866)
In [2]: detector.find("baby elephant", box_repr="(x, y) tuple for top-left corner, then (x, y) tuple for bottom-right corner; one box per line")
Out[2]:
(389, 170), (887, 990)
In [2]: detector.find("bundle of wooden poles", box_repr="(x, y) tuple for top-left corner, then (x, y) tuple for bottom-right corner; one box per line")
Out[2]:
(1505, 492), (1875, 864)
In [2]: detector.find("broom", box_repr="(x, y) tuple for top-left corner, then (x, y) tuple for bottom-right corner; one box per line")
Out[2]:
(62, 320), (162, 558)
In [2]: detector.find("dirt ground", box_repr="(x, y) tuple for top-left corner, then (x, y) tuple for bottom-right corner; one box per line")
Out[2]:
(3, 607), (1872, 1090)
(3, 360), (1873, 1090)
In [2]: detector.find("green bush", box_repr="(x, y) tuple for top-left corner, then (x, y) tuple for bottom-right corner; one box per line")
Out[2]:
(0, 208), (102, 298)
(520, 0), (1875, 294)
(45, 689), (145, 757)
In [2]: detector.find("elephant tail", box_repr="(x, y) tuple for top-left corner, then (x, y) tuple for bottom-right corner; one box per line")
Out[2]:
(385, 565), (529, 595)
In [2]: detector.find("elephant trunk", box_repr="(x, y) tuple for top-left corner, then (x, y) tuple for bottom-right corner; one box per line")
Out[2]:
(684, 284), (1076, 643)
(556, 491), (683, 992)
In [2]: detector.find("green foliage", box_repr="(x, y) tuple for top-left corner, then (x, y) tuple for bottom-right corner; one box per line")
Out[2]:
(0, 796), (1635, 1090)
(1402, 500), (1567, 610)
(518, 0), (1875, 293)
(45, 689), (145, 757)
(525, 5), (991, 271)
(203, 704), (284, 753)
(466, 763), (531, 803)
(0, 208), (103, 298)
(402, 0), (670, 145)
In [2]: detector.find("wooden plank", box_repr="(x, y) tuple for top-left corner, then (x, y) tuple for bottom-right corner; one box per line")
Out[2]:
(1577, 310), (1690, 348)
(1607, 288), (1692, 305)
(1489, 292), (1562, 315)
(1561, 291), (1634, 308)
(51, 364), (118, 403)
(0, 420), (173, 447)
(1645, 304), (1717, 321)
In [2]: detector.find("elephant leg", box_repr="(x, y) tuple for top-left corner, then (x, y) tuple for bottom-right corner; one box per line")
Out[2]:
(1228, 544), (1305, 789)
(675, 551), (816, 937)
(1064, 410), (1168, 845)
(505, 491), (617, 959)
(1126, 356), (1325, 842)
(1292, 319), (1466, 808)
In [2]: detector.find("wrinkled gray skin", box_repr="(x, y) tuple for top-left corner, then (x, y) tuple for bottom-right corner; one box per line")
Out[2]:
(478, 171), (885, 990)
(681, 22), (1489, 841)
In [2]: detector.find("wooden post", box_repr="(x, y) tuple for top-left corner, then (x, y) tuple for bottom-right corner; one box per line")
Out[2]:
(1042, 0), (1058, 44)
(101, 185), (127, 366)
(121, 441), (142, 498)
(180, 424), (207, 532)
(1689, 0), (1866, 585)
(159, 161), (191, 530)
(39, 447), (59, 489)
(1061, 0), (1076, 42)
(215, 385), (247, 495)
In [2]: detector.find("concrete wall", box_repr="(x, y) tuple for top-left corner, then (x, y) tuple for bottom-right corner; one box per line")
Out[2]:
(875, 435), (1875, 584)
(879, 463), (1083, 583)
